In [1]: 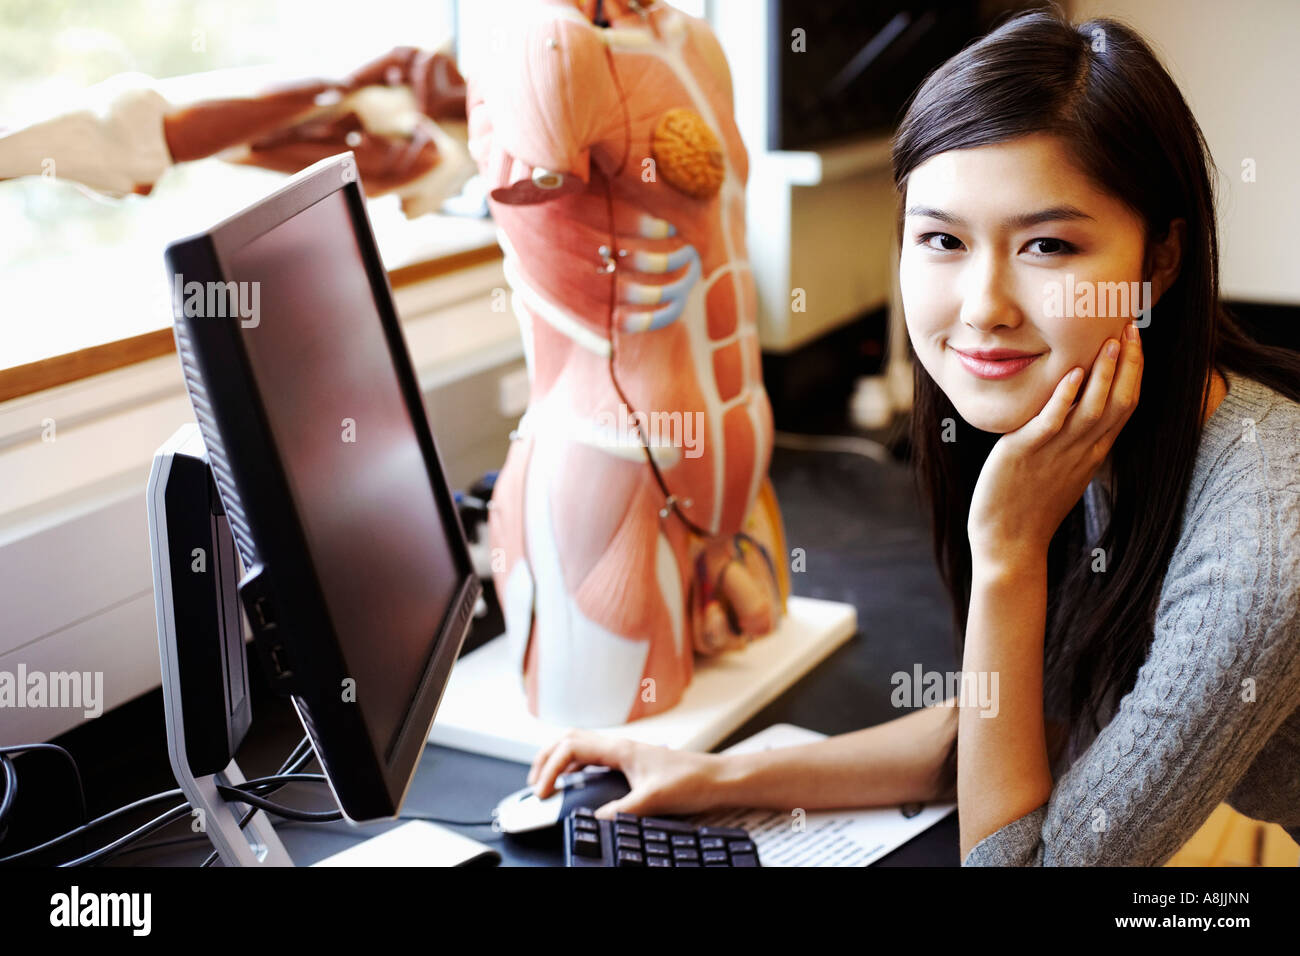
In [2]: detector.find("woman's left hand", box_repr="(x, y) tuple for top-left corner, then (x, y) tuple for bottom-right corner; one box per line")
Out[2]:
(967, 322), (1144, 568)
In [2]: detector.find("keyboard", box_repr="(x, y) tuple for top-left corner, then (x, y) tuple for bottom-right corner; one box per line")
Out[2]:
(563, 808), (761, 867)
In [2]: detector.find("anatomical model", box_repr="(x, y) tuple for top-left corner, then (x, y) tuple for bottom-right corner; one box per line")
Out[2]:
(468, 0), (789, 726)
(0, 47), (475, 217)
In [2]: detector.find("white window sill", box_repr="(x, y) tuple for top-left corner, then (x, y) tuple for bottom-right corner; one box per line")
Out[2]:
(0, 258), (520, 744)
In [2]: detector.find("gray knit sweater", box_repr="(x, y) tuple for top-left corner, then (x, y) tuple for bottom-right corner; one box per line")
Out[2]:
(962, 369), (1300, 866)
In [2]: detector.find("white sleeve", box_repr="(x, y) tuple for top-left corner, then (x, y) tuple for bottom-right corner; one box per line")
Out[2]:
(0, 72), (173, 196)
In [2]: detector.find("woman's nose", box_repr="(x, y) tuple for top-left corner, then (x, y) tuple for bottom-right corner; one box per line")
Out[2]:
(959, 254), (1024, 333)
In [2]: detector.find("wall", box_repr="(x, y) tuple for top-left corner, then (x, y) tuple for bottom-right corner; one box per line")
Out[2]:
(1071, 0), (1300, 303)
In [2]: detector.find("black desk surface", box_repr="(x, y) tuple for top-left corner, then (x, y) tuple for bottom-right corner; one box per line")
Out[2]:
(14, 443), (963, 866)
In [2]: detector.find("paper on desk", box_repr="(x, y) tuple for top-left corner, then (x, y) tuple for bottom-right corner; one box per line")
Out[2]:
(685, 723), (956, 866)
(311, 821), (500, 867)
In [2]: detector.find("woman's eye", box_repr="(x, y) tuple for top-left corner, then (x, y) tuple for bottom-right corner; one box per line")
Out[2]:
(1024, 237), (1077, 256)
(917, 232), (964, 252)
(914, 233), (1078, 256)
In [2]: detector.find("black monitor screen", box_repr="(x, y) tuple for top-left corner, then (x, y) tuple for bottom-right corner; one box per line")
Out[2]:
(224, 190), (460, 760)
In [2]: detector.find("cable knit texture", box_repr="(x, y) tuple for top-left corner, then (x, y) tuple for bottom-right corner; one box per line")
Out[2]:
(962, 370), (1300, 866)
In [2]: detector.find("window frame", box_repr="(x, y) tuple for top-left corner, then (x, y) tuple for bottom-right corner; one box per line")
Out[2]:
(0, 243), (502, 403)
(0, 58), (496, 403)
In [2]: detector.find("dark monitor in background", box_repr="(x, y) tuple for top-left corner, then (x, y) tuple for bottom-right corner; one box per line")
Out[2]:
(767, 0), (1047, 151)
(160, 152), (480, 824)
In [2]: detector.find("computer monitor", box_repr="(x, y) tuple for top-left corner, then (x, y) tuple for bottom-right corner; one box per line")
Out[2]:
(160, 152), (480, 823)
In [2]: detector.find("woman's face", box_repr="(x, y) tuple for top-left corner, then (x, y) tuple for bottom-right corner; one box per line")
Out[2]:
(899, 132), (1150, 434)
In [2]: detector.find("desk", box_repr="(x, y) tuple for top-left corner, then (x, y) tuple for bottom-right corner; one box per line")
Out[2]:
(16, 443), (963, 866)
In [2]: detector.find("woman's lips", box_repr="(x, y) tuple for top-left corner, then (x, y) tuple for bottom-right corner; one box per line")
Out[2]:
(950, 346), (1044, 380)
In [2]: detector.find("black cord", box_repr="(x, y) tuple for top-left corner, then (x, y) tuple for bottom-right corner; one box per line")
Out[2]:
(111, 831), (214, 860)
(399, 812), (497, 827)
(278, 736), (314, 776)
(0, 744), (88, 826)
(5, 732), (493, 866)
(105, 776), (331, 863)
(56, 803), (194, 868)
(0, 788), (185, 865)
(48, 773), (323, 868)
(0, 755), (16, 838)
(214, 784), (341, 823)
(200, 737), (316, 866)
(78, 803), (500, 865)
(201, 735), (315, 867)
(237, 772), (326, 790)
(1, 736), (317, 867)
(0, 743), (89, 854)
(72, 806), (504, 864)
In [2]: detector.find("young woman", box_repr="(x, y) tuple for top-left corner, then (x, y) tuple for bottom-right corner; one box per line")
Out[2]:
(525, 9), (1300, 865)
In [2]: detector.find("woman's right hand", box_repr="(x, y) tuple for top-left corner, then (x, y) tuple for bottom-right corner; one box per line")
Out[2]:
(527, 729), (731, 820)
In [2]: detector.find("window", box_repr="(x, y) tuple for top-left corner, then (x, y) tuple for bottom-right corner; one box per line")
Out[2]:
(0, 0), (498, 375)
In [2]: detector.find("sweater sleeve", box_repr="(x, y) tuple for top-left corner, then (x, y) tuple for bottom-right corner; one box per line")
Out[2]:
(963, 486), (1300, 866)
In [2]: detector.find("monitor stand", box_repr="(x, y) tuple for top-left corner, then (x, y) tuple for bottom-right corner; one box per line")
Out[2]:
(173, 759), (294, 867)
(148, 424), (294, 866)
(147, 425), (487, 868)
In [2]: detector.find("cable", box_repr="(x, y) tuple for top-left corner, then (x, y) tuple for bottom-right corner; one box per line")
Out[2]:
(398, 812), (497, 827)
(5, 728), (495, 865)
(772, 430), (891, 462)
(0, 743), (89, 841)
(69, 773), (324, 868)
(201, 735), (315, 867)
(201, 737), (315, 865)
(278, 736), (313, 774)
(2, 737), (317, 867)
(0, 787), (185, 865)
(56, 803), (194, 868)
(214, 784), (341, 823)
(40, 772), (322, 867)
(97, 754), (320, 864)
(238, 772), (326, 790)
(0, 755), (15, 841)
(11, 734), (489, 866)
(224, 753), (493, 831)
(68, 807), (503, 864)
(116, 806), (504, 862)
(111, 831), (213, 860)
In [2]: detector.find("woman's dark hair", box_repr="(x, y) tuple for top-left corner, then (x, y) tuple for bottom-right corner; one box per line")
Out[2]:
(891, 7), (1300, 798)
